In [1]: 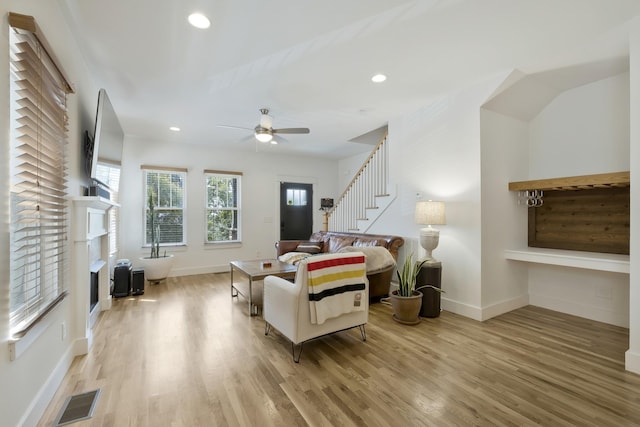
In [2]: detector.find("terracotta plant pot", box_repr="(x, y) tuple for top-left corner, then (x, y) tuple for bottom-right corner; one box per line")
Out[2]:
(389, 290), (423, 325)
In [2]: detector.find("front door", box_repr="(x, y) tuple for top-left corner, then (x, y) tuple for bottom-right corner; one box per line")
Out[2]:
(280, 182), (313, 240)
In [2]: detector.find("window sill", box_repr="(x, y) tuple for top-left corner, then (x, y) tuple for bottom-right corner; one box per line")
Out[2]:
(204, 241), (242, 249)
(141, 244), (187, 253)
(9, 291), (68, 361)
(504, 248), (629, 274)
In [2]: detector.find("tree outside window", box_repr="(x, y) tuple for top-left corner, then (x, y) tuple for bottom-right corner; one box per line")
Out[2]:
(144, 169), (186, 246)
(205, 172), (241, 243)
(96, 162), (120, 255)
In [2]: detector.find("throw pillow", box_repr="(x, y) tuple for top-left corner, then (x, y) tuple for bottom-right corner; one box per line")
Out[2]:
(278, 252), (311, 265)
(296, 242), (323, 254)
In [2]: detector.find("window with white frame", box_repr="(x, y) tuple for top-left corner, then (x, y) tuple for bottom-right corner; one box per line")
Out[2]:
(143, 167), (186, 247)
(8, 13), (74, 337)
(205, 170), (241, 243)
(95, 162), (120, 255)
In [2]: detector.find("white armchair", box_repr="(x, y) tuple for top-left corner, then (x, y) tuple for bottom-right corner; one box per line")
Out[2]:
(264, 252), (369, 362)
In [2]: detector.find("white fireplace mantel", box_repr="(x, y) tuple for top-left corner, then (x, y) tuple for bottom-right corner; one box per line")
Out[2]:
(72, 195), (117, 354)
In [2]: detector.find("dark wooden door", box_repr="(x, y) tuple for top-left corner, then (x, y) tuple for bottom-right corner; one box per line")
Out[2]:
(280, 182), (313, 240)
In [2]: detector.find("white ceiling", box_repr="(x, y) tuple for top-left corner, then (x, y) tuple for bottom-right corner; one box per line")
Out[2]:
(59, 0), (640, 159)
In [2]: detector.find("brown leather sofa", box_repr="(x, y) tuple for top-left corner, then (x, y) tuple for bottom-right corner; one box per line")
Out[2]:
(275, 231), (404, 300)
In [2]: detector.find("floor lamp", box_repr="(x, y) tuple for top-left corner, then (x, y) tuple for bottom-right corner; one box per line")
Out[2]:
(415, 200), (446, 262)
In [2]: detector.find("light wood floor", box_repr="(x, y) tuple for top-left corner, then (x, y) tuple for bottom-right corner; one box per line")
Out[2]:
(38, 273), (640, 426)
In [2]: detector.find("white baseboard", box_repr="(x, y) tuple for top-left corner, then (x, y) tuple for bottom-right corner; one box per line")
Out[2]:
(75, 337), (89, 356)
(441, 297), (483, 321)
(19, 343), (76, 427)
(480, 295), (529, 321)
(169, 264), (229, 277)
(625, 350), (640, 374)
(441, 294), (528, 322)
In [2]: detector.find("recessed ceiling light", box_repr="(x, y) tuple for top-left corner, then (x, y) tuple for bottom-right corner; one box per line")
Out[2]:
(188, 13), (210, 29)
(169, 126), (181, 132)
(371, 74), (387, 83)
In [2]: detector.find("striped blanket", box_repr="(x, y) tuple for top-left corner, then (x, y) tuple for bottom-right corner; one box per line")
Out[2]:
(306, 252), (367, 324)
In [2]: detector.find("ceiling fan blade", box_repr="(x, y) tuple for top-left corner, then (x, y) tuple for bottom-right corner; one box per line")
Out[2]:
(273, 127), (310, 134)
(217, 124), (253, 131)
(271, 135), (289, 144)
(238, 135), (255, 143)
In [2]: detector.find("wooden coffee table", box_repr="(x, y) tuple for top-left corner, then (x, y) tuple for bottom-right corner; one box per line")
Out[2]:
(230, 259), (297, 316)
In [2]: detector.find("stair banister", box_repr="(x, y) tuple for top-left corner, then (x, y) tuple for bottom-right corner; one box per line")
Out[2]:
(327, 133), (390, 232)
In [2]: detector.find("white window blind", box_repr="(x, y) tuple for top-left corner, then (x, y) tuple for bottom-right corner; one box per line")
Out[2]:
(142, 166), (187, 247)
(205, 170), (242, 243)
(8, 13), (74, 337)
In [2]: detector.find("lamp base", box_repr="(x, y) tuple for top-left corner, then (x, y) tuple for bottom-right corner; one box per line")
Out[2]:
(419, 227), (440, 262)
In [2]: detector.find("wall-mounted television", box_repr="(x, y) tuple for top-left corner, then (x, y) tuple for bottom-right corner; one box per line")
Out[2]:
(86, 88), (124, 189)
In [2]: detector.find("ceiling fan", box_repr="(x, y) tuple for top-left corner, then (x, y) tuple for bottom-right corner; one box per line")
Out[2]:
(218, 108), (310, 144)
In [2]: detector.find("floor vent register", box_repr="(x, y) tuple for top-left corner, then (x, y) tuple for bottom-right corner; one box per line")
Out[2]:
(53, 388), (101, 426)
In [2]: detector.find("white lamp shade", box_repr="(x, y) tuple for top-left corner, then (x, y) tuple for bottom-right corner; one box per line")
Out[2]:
(415, 200), (446, 225)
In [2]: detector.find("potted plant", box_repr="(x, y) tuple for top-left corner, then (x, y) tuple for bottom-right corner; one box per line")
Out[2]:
(138, 191), (174, 284)
(390, 253), (445, 324)
(389, 253), (424, 324)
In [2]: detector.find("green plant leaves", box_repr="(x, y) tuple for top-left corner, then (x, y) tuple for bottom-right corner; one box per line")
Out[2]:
(396, 253), (427, 297)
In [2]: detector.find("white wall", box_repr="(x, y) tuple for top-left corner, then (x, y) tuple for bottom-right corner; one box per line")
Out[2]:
(0, 1), (100, 426)
(367, 78), (506, 320)
(526, 73), (630, 327)
(338, 151), (369, 192)
(119, 136), (340, 275)
(479, 109), (529, 318)
(529, 265), (629, 326)
(529, 73), (630, 178)
(626, 17), (640, 373)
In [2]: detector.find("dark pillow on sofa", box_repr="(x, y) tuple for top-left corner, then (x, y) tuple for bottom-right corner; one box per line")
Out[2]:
(296, 242), (323, 254)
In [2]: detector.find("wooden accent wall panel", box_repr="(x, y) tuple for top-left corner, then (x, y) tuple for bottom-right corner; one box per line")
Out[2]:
(528, 187), (630, 254)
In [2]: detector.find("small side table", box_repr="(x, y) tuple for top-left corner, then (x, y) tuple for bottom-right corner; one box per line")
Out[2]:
(416, 261), (442, 317)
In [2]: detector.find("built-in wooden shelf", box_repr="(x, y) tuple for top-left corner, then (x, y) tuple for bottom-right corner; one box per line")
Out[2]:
(504, 248), (630, 274)
(508, 171), (630, 192)
(508, 171), (630, 255)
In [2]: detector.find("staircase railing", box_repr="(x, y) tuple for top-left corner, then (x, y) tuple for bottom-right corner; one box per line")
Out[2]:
(327, 133), (390, 232)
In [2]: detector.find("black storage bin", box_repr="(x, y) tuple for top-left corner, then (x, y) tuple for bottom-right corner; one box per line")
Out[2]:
(131, 268), (145, 295)
(112, 260), (132, 297)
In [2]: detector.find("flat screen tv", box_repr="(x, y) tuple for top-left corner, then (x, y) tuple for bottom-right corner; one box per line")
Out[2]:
(86, 88), (124, 189)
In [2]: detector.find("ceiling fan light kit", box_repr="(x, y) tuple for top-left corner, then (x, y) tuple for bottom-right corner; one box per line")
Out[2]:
(254, 129), (273, 143)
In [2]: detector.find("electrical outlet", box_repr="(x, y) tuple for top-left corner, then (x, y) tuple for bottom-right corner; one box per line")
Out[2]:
(256, 251), (261, 258)
(61, 321), (67, 341)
